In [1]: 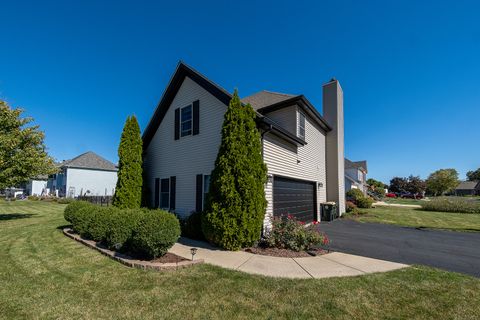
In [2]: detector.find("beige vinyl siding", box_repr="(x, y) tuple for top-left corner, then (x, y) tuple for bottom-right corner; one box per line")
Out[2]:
(263, 107), (327, 227)
(264, 107), (297, 135)
(143, 77), (226, 217)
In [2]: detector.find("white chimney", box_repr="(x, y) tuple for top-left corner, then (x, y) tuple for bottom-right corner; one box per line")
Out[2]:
(323, 79), (346, 214)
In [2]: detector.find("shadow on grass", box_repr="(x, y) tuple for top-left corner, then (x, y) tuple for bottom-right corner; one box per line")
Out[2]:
(0, 213), (37, 221)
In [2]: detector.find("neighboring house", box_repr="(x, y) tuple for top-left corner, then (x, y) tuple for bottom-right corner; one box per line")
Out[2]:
(142, 62), (346, 228)
(25, 175), (48, 196)
(344, 158), (368, 195)
(455, 181), (480, 196)
(47, 151), (118, 198)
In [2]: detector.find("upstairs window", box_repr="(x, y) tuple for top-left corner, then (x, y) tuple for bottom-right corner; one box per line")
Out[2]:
(181, 105), (192, 137)
(298, 112), (306, 139)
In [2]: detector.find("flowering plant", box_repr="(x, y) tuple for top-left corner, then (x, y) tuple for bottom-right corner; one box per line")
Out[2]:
(263, 215), (329, 251)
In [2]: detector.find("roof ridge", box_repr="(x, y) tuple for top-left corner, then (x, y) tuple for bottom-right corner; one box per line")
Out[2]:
(260, 90), (296, 97)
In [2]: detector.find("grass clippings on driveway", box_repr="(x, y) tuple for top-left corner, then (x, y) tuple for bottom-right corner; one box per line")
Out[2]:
(1, 200), (480, 319)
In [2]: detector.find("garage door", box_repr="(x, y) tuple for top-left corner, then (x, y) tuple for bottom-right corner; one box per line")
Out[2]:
(273, 176), (316, 223)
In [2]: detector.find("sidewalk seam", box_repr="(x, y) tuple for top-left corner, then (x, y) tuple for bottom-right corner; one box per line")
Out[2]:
(235, 254), (255, 270)
(321, 255), (367, 274)
(292, 258), (315, 278)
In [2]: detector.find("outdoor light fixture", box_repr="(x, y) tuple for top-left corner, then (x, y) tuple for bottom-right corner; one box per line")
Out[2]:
(190, 248), (198, 261)
(318, 182), (323, 189)
(267, 174), (274, 183)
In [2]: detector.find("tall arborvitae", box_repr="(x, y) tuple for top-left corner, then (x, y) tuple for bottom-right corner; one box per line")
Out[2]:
(202, 90), (267, 250)
(113, 115), (143, 209)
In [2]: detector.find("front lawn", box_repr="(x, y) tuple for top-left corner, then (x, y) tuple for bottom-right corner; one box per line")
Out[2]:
(1, 200), (480, 319)
(346, 205), (480, 232)
(383, 198), (423, 205)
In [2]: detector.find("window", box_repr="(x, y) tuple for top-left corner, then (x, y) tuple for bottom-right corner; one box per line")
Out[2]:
(203, 175), (211, 208)
(298, 112), (306, 139)
(181, 105), (192, 137)
(160, 178), (170, 209)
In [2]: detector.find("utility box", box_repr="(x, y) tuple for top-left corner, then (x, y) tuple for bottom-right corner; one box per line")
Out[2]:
(321, 202), (338, 221)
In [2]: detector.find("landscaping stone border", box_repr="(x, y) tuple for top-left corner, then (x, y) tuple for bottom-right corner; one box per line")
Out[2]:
(63, 228), (204, 271)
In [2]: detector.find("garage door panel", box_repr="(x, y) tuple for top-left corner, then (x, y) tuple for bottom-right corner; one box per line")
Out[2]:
(273, 176), (316, 223)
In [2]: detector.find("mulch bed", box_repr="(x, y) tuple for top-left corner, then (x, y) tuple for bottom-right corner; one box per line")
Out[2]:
(244, 246), (329, 258)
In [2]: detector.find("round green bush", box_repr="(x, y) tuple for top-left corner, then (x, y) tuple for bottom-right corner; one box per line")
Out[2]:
(87, 207), (121, 242)
(346, 189), (365, 202)
(131, 209), (181, 258)
(70, 205), (96, 237)
(356, 197), (374, 208)
(104, 208), (142, 250)
(64, 201), (92, 224)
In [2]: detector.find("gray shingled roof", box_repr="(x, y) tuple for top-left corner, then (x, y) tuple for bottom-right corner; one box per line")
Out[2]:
(456, 181), (480, 190)
(345, 158), (368, 173)
(241, 90), (297, 110)
(60, 151), (118, 171)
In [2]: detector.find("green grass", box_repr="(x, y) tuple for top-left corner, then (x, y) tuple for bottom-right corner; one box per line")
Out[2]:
(383, 198), (423, 205)
(347, 205), (480, 232)
(1, 201), (480, 319)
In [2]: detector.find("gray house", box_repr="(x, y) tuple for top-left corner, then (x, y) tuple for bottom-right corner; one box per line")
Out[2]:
(345, 158), (368, 195)
(143, 62), (346, 227)
(47, 151), (118, 198)
(455, 181), (480, 196)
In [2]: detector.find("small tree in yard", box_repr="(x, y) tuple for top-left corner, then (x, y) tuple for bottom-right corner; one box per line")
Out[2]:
(202, 90), (267, 250)
(0, 100), (57, 190)
(426, 169), (458, 196)
(113, 116), (143, 209)
(389, 177), (408, 193)
(405, 175), (426, 195)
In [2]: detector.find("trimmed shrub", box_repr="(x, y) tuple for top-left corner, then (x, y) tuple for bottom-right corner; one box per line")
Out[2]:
(202, 90), (267, 250)
(357, 197), (374, 209)
(131, 210), (181, 258)
(28, 195), (40, 201)
(70, 205), (96, 237)
(346, 189), (364, 202)
(264, 216), (328, 251)
(64, 201), (92, 224)
(87, 207), (120, 242)
(180, 211), (205, 240)
(104, 209), (142, 250)
(421, 197), (480, 214)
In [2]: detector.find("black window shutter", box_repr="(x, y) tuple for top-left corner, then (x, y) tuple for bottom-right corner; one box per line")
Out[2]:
(196, 174), (203, 212)
(154, 178), (160, 208)
(193, 100), (200, 135)
(169, 176), (176, 210)
(174, 108), (180, 140)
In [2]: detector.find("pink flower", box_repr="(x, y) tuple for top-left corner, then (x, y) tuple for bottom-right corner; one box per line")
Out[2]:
(299, 221), (305, 225)
(312, 221), (319, 225)
(287, 214), (293, 219)
(322, 235), (329, 245)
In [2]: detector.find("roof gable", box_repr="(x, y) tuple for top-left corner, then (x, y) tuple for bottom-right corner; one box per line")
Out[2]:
(456, 181), (480, 190)
(60, 151), (117, 171)
(241, 91), (296, 110)
(142, 62), (233, 149)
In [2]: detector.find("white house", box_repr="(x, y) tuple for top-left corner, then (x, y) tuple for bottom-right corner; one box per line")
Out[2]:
(25, 175), (48, 196)
(344, 158), (368, 195)
(47, 151), (118, 198)
(143, 62), (346, 227)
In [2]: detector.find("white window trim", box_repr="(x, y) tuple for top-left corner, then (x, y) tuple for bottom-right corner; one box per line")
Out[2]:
(298, 111), (306, 139)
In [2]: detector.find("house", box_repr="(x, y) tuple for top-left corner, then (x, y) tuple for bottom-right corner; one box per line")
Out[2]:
(142, 62), (346, 227)
(455, 181), (480, 196)
(344, 158), (368, 195)
(47, 151), (118, 198)
(25, 175), (48, 196)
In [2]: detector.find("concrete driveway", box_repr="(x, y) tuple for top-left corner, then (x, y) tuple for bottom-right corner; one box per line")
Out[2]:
(317, 219), (480, 277)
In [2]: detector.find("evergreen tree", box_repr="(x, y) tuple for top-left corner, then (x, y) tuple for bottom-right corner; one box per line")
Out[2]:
(113, 115), (143, 209)
(202, 90), (267, 250)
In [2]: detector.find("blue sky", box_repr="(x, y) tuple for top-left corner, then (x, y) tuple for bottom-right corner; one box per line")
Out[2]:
(1, 0), (479, 183)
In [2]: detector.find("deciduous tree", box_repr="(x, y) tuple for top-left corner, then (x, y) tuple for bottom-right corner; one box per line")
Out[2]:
(426, 169), (458, 196)
(0, 100), (56, 189)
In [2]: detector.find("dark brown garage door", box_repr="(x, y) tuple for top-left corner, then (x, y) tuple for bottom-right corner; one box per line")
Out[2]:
(273, 176), (316, 223)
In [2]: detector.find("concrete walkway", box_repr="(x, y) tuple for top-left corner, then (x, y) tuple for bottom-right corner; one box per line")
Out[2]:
(169, 238), (408, 279)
